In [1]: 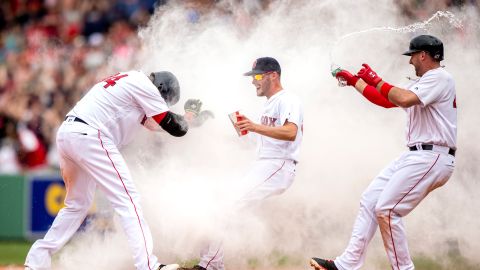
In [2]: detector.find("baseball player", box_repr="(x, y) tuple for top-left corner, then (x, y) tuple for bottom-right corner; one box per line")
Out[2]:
(310, 35), (456, 270)
(179, 57), (304, 270)
(24, 70), (202, 270)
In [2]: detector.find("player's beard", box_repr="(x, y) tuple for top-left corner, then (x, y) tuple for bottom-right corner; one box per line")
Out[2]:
(410, 54), (422, 77)
(414, 63), (422, 77)
(256, 80), (270, 97)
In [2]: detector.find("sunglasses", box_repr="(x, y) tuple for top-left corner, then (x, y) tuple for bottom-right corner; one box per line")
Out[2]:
(253, 72), (274, 81)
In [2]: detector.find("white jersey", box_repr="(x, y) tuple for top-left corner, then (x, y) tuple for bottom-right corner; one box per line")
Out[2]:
(404, 67), (457, 149)
(68, 70), (169, 148)
(200, 90), (301, 270)
(256, 90), (303, 162)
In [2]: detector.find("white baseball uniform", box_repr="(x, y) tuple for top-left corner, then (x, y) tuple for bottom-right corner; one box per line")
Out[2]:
(199, 89), (303, 270)
(335, 67), (456, 270)
(25, 71), (170, 270)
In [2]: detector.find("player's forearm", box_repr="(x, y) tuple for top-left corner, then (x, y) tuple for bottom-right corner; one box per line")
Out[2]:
(376, 81), (421, 108)
(353, 80), (397, 108)
(354, 79), (368, 94)
(159, 111), (188, 137)
(253, 124), (297, 141)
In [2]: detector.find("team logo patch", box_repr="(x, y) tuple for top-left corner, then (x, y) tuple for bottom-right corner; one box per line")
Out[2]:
(252, 60), (257, 69)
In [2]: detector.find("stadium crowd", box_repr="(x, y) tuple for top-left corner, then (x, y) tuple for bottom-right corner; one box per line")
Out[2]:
(0, 0), (160, 173)
(0, 0), (477, 173)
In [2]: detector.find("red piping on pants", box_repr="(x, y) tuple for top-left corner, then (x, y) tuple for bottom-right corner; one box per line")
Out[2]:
(389, 154), (440, 270)
(204, 161), (286, 269)
(98, 130), (152, 270)
(205, 246), (221, 269)
(243, 160), (286, 198)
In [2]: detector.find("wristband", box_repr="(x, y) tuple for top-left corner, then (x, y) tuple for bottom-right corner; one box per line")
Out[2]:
(380, 82), (394, 99)
(349, 76), (360, 87)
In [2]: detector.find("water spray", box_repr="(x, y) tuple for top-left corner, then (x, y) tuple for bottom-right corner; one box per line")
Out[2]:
(331, 11), (463, 86)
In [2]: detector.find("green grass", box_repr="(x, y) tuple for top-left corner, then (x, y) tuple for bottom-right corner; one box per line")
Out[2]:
(0, 240), (32, 265)
(1, 241), (479, 269)
(412, 256), (444, 269)
(177, 258), (200, 269)
(374, 253), (480, 270)
(414, 253), (480, 270)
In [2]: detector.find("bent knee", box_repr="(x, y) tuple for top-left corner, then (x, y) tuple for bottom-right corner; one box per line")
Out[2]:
(374, 204), (391, 219)
(62, 204), (90, 216)
(359, 194), (378, 212)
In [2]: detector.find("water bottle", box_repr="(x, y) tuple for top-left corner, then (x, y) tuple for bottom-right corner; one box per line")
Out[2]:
(331, 64), (347, 87)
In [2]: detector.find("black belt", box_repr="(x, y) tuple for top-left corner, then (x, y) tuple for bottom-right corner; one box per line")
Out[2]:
(65, 116), (88, 125)
(409, 144), (455, 156)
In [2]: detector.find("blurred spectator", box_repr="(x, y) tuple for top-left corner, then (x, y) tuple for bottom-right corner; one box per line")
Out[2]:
(0, 115), (21, 173)
(398, 0), (478, 20)
(0, 0), (162, 173)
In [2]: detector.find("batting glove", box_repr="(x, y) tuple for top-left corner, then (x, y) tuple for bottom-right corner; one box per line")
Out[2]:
(357, 63), (382, 87)
(335, 69), (359, 86)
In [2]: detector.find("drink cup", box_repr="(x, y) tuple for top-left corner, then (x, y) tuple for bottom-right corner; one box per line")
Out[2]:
(228, 111), (248, 136)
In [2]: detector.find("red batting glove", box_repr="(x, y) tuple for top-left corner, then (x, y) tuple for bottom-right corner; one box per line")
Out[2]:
(335, 69), (359, 86)
(357, 63), (382, 87)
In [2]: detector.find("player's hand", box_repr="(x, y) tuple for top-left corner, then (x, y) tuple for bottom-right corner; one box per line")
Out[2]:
(235, 114), (257, 133)
(190, 110), (215, 127)
(357, 63), (382, 87)
(335, 69), (359, 86)
(184, 99), (202, 116)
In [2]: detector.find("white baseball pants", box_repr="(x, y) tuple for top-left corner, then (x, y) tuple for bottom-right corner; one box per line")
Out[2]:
(25, 121), (160, 270)
(335, 149), (455, 270)
(198, 158), (296, 270)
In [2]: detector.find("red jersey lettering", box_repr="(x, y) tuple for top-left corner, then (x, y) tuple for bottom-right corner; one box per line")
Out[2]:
(102, 73), (129, 88)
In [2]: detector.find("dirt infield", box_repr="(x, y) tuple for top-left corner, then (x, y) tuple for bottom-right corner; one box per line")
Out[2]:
(0, 266), (22, 270)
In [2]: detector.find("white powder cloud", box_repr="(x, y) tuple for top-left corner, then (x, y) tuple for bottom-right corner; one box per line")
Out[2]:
(55, 1), (480, 269)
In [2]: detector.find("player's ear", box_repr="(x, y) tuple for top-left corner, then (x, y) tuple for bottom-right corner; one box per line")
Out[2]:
(272, 71), (280, 79)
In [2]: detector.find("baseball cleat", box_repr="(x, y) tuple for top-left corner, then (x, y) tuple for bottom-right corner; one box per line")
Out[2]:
(178, 265), (206, 270)
(158, 264), (180, 270)
(310, 258), (338, 270)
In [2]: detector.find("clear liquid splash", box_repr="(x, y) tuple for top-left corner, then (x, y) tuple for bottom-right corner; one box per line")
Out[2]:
(329, 11), (464, 71)
(331, 64), (347, 87)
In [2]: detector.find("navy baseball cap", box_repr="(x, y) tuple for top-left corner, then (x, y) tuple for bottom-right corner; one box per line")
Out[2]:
(243, 57), (281, 76)
(402, 35), (444, 61)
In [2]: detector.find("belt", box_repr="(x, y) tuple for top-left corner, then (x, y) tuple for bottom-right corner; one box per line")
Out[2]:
(409, 144), (455, 156)
(65, 116), (88, 125)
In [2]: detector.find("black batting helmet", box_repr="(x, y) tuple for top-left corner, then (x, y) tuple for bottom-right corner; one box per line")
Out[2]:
(402, 35), (444, 61)
(150, 71), (180, 106)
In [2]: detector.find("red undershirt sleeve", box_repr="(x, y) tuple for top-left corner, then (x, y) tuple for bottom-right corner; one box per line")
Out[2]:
(152, 111), (168, 124)
(362, 85), (397, 108)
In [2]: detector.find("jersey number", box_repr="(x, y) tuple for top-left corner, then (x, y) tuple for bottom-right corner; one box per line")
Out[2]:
(101, 73), (128, 88)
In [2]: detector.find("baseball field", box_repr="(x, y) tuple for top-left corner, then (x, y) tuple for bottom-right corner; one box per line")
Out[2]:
(2, 0), (480, 270)
(1, 240), (479, 270)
